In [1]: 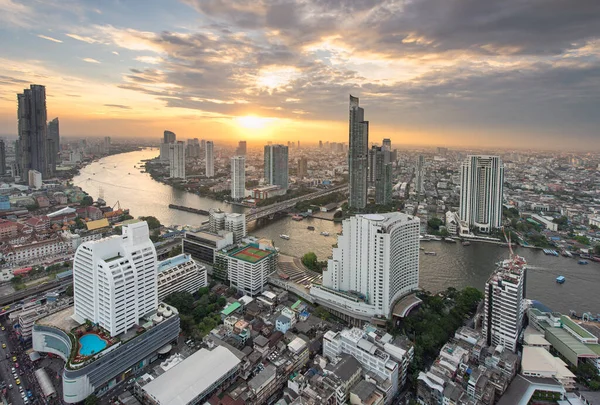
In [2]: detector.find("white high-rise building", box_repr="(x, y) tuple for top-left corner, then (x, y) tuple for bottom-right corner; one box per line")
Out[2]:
(169, 141), (186, 179)
(310, 213), (420, 320)
(72, 222), (158, 337)
(230, 156), (245, 200)
(209, 209), (226, 234)
(459, 155), (504, 233)
(483, 255), (527, 353)
(28, 169), (42, 189)
(224, 213), (246, 243)
(205, 141), (214, 178)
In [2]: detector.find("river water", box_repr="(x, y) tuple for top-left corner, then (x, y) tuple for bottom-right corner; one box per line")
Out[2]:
(73, 150), (600, 314)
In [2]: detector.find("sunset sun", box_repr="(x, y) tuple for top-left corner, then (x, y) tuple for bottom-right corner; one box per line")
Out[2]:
(235, 115), (272, 129)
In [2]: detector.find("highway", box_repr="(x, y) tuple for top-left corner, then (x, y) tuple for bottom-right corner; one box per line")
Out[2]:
(0, 279), (72, 308)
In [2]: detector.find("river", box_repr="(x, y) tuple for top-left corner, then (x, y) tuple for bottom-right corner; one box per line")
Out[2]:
(72, 150), (600, 314)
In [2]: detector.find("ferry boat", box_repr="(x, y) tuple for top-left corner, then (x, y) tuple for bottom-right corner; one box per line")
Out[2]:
(543, 249), (559, 256)
(292, 214), (303, 221)
(279, 234), (290, 240)
(462, 241), (471, 246)
(444, 237), (457, 243)
(320, 232), (330, 236)
(424, 251), (437, 256)
(561, 250), (573, 258)
(420, 235), (432, 241)
(307, 226), (315, 231)
(591, 256), (600, 263)
(578, 260), (589, 265)
(556, 276), (565, 284)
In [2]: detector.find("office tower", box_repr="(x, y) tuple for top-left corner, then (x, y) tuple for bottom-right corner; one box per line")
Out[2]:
(415, 155), (424, 195)
(205, 141), (214, 177)
(382, 138), (391, 151)
(348, 95), (369, 209)
(186, 138), (200, 158)
(371, 146), (392, 205)
(0, 140), (6, 175)
(297, 140), (300, 149)
(169, 141), (186, 179)
(319, 140), (323, 149)
(297, 157), (308, 178)
(459, 155), (504, 233)
(17, 84), (49, 178)
(209, 208), (226, 233)
(104, 136), (111, 153)
(224, 213), (247, 243)
(368, 147), (377, 187)
(264, 144), (289, 190)
(231, 156), (245, 200)
(28, 170), (42, 189)
(483, 255), (527, 353)
(47, 117), (59, 175)
(311, 212), (420, 319)
(236, 140), (247, 156)
(437, 147), (448, 156)
(72, 222), (158, 337)
(163, 130), (176, 144)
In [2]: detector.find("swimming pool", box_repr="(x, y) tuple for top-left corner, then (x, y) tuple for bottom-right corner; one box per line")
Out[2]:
(79, 333), (108, 356)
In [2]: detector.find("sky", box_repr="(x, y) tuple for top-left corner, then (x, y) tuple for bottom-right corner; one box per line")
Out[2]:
(0, 0), (599, 150)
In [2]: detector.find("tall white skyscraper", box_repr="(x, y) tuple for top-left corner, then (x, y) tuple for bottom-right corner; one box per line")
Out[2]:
(459, 155), (504, 233)
(348, 95), (369, 209)
(311, 213), (420, 319)
(169, 141), (186, 179)
(230, 156), (245, 200)
(72, 222), (158, 337)
(483, 255), (527, 353)
(205, 141), (214, 178)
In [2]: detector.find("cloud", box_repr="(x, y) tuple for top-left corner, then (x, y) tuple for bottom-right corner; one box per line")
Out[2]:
(82, 58), (101, 64)
(66, 33), (101, 44)
(37, 34), (63, 43)
(104, 104), (131, 109)
(0, 0), (34, 27)
(135, 56), (163, 65)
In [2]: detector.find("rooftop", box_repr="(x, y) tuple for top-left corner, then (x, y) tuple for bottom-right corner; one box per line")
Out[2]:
(545, 327), (598, 358)
(560, 315), (597, 340)
(141, 346), (241, 405)
(157, 254), (193, 273)
(221, 302), (242, 316)
(230, 244), (274, 264)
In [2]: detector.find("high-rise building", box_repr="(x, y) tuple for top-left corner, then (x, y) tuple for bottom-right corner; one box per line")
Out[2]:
(160, 130), (176, 161)
(72, 222), (158, 337)
(205, 141), (214, 177)
(0, 140), (6, 175)
(157, 253), (207, 301)
(348, 95), (369, 209)
(186, 138), (200, 158)
(163, 130), (176, 144)
(28, 170), (42, 189)
(319, 140), (323, 149)
(382, 138), (391, 151)
(372, 146), (392, 205)
(209, 208), (226, 233)
(224, 213), (247, 243)
(18, 84), (49, 178)
(47, 117), (59, 175)
(264, 144), (289, 190)
(230, 156), (245, 200)
(483, 255), (527, 353)
(236, 140), (247, 156)
(169, 141), (186, 179)
(415, 155), (425, 195)
(104, 136), (111, 153)
(459, 155), (504, 233)
(297, 157), (308, 178)
(310, 212), (420, 320)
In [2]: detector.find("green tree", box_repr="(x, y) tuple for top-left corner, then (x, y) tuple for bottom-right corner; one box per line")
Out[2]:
(80, 195), (94, 207)
(198, 287), (210, 296)
(168, 245), (182, 258)
(10, 275), (22, 285)
(574, 235), (591, 245)
(140, 216), (162, 230)
(440, 228), (450, 237)
(594, 245), (600, 256)
(65, 285), (74, 297)
(302, 252), (318, 271)
(217, 296), (227, 308)
(84, 395), (99, 405)
(164, 291), (195, 316)
(113, 226), (122, 235)
(427, 217), (443, 231)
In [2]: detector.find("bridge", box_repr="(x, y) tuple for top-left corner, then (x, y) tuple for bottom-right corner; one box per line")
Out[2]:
(246, 184), (348, 222)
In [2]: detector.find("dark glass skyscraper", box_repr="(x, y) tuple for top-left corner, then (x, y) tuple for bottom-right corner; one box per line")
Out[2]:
(348, 95), (368, 209)
(264, 144), (289, 190)
(47, 117), (59, 176)
(0, 140), (6, 176)
(17, 84), (49, 178)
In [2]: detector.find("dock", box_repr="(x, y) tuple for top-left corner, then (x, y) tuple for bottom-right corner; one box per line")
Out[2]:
(167, 204), (209, 216)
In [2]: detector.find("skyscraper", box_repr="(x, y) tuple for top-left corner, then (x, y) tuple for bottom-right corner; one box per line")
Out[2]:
(205, 141), (214, 178)
(0, 140), (6, 176)
(17, 84), (49, 178)
(382, 138), (391, 151)
(169, 141), (186, 179)
(483, 255), (527, 353)
(297, 157), (308, 178)
(264, 144), (289, 190)
(415, 155), (424, 195)
(104, 136), (111, 154)
(236, 140), (247, 156)
(231, 155), (245, 200)
(348, 95), (369, 209)
(319, 140), (323, 149)
(224, 213), (247, 243)
(310, 212), (420, 319)
(459, 155), (504, 233)
(72, 222), (158, 337)
(160, 130), (176, 162)
(47, 117), (59, 175)
(372, 146), (392, 205)
(163, 130), (176, 144)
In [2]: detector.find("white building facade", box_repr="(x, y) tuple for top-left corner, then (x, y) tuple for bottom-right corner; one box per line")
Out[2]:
(230, 155), (245, 200)
(72, 221), (158, 337)
(28, 169), (42, 189)
(205, 141), (214, 178)
(168, 141), (186, 179)
(311, 213), (420, 319)
(225, 213), (246, 243)
(459, 155), (504, 233)
(157, 253), (207, 300)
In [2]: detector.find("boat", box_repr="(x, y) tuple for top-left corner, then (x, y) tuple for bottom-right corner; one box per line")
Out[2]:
(580, 254), (591, 260)
(420, 247), (425, 251)
(445, 238), (457, 243)
(307, 226), (315, 231)
(561, 250), (573, 258)
(320, 232), (330, 236)
(429, 236), (442, 241)
(578, 260), (589, 265)
(543, 249), (559, 256)
(424, 251), (437, 256)
(462, 241), (471, 246)
(292, 214), (303, 221)
(279, 234), (290, 240)
(556, 276), (565, 284)
(590, 256), (600, 263)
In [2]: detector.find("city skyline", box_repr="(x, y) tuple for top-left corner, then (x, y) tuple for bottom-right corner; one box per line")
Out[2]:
(0, 1), (599, 150)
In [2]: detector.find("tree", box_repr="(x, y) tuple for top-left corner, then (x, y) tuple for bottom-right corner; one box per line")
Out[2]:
(164, 292), (195, 316)
(80, 196), (94, 207)
(595, 245), (600, 256)
(168, 245), (182, 258)
(217, 296), (227, 308)
(574, 235), (591, 245)
(427, 217), (443, 231)
(302, 252), (318, 271)
(84, 395), (99, 405)
(65, 285), (74, 297)
(198, 287), (210, 296)
(140, 216), (162, 230)
(439, 228), (450, 237)
(10, 275), (23, 285)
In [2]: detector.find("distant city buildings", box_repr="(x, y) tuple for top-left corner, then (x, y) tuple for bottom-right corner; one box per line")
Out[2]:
(168, 141), (186, 179)
(415, 155), (424, 195)
(371, 146), (392, 205)
(459, 155), (504, 233)
(311, 212), (420, 320)
(160, 130), (176, 162)
(230, 155), (246, 200)
(28, 169), (42, 189)
(186, 138), (200, 158)
(163, 130), (176, 144)
(47, 117), (60, 176)
(205, 141), (215, 178)
(297, 157), (308, 178)
(348, 95), (369, 209)
(17, 84), (50, 178)
(236, 140), (247, 156)
(0, 139), (5, 176)
(264, 144), (289, 190)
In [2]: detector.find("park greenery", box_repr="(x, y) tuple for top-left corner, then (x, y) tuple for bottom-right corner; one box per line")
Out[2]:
(164, 287), (229, 339)
(340, 200), (405, 218)
(388, 287), (484, 389)
(576, 361), (600, 390)
(140, 216), (162, 242)
(301, 252), (328, 273)
(257, 186), (315, 207)
(296, 192), (346, 212)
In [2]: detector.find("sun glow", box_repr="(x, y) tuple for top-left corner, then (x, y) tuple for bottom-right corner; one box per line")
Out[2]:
(235, 115), (275, 129)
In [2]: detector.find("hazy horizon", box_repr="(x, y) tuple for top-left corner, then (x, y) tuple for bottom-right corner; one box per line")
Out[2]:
(1, 1), (599, 151)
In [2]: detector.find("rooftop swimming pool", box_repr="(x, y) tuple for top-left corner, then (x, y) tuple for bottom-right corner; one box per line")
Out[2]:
(79, 333), (108, 356)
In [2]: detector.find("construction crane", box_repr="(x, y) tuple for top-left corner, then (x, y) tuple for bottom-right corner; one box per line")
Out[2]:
(112, 200), (122, 211)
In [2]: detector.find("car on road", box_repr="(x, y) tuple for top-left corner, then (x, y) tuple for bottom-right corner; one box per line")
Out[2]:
(15, 379), (20, 385)
(1, 343), (5, 348)
(8, 384), (12, 390)
(1, 326), (5, 330)
(12, 356), (16, 361)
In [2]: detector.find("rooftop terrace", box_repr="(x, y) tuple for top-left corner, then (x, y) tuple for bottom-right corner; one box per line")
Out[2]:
(230, 244), (273, 264)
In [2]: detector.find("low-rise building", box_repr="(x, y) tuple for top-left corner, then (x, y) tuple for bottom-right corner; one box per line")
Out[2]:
(521, 346), (576, 391)
(157, 254), (207, 300)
